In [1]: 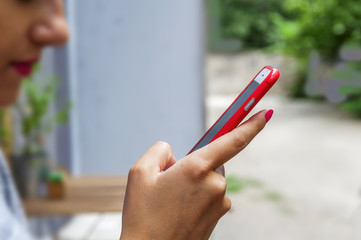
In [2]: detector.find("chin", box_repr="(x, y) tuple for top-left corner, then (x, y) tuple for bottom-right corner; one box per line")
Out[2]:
(0, 73), (22, 109)
(0, 93), (19, 109)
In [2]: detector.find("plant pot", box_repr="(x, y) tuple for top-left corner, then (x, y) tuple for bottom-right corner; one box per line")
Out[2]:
(11, 151), (51, 199)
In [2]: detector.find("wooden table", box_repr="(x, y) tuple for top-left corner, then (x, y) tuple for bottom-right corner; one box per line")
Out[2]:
(23, 176), (128, 216)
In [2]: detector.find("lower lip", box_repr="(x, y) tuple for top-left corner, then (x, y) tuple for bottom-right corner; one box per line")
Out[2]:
(11, 61), (37, 77)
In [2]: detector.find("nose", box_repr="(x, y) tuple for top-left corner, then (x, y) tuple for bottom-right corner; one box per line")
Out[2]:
(30, 1), (69, 47)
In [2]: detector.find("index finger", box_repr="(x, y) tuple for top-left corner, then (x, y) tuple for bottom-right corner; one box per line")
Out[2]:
(190, 109), (273, 170)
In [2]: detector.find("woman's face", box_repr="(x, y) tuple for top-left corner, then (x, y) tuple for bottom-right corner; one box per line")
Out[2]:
(0, 0), (68, 108)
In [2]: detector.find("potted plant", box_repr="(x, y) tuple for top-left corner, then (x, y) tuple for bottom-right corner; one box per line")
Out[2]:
(9, 65), (71, 198)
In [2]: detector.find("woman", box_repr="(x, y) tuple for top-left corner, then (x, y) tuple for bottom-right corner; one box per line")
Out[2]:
(0, 0), (273, 239)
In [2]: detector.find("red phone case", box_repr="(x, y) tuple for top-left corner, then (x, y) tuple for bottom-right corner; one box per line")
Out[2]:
(188, 66), (279, 154)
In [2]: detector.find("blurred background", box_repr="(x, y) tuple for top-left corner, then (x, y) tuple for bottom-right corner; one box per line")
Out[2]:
(1, 0), (361, 239)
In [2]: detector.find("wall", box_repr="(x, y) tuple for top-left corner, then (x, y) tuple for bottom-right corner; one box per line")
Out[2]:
(55, 0), (205, 175)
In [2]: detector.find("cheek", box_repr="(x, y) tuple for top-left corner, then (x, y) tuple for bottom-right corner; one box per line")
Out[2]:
(0, 46), (10, 73)
(0, 22), (13, 72)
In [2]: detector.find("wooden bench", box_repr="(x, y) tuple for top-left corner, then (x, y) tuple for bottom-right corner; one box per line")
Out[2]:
(23, 176), (127, 216)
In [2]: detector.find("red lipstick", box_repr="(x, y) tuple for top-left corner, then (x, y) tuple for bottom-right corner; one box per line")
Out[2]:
(11, 59), (39, 77)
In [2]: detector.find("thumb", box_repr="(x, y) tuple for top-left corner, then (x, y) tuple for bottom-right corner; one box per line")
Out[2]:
(133, 142), (177, 177)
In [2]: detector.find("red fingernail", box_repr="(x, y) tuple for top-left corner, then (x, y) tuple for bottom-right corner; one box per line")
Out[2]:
(265, 109), (274, 123)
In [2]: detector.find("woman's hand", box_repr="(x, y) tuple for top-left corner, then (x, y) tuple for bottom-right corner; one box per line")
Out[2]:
(120, 109), (273, 240)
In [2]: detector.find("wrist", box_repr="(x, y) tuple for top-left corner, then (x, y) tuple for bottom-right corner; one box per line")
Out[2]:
(120, 230), (152, 240)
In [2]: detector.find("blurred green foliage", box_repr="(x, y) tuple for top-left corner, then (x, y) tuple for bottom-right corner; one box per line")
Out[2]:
(15, 65), (71, 155)
(220, 0), (290, 49)
(0, 65), (71, 158)
(215, 0), (361, 116)
(226, 175), (263, 193)
(340, 86), (361, 118)
(0, 110), (11, 149)
(0, 111), (7, 141)
(337, 61), (361, 118)
(273, 0), (361, 114)
(263, 191), (284, 203)
(219, 0), (361, 59)
(272, 0), (361, 61)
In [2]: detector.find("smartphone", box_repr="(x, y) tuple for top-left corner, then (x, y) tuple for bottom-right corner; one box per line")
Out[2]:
(188, 66), (280, 154)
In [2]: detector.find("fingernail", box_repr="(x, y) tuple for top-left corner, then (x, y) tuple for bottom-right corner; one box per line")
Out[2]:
(265, 109), (274, 123)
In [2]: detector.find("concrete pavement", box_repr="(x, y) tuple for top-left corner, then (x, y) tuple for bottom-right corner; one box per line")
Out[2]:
(207, 53), (361, 239)
(210, 95), (361, 239)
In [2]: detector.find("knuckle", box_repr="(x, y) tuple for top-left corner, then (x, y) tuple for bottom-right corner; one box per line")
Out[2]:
(208, 175), (227, 197)
(154, 141), (173, 156)
(224, 197), (232, 212)
(220, 197), (232, 216)
(183, 152), (212, 179)
(185, 159), (210, 180)
(128, 165), (138, 177)
(217, 177), (228, 195)
(255, 119), (266, 131)
(154, 141), (171, 151)
(128, 163), (146, 177)
(232, 131), (248, 150)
